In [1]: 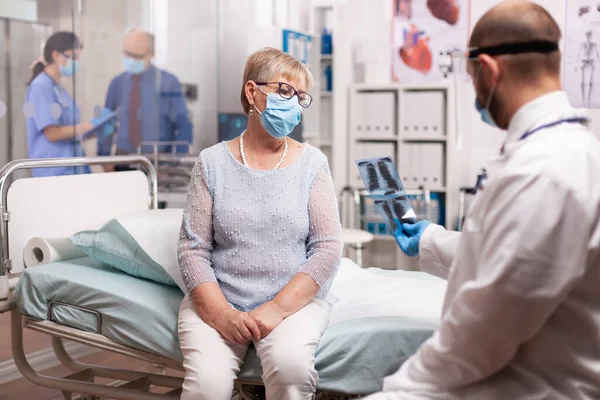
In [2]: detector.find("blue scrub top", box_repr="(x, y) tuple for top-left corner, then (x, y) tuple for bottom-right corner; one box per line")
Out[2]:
(25, 72), (90, 177)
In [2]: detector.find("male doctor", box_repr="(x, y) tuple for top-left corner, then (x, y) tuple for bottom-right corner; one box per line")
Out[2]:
(368, 1), (600, 399)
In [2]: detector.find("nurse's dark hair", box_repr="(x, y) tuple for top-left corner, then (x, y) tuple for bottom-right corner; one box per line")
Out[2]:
(27, 31), (82, 85)
(469, 1), (562, 81)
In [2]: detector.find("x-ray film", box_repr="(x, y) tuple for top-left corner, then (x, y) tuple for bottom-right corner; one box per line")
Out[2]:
(356, 156), (417, 226)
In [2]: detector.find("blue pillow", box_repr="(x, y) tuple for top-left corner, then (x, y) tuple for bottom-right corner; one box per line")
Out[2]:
(69, 219), (177, 287)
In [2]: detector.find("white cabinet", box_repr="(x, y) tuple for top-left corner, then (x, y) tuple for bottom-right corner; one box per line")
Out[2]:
(401, 90), (446, 139)
(354, 92), (396, 139)
(348, 83), (458, 271)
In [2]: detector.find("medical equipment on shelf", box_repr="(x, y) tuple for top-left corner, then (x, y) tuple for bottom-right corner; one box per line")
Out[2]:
(457, 168), (487, 231)
(338, 186), (374, 267)
(359, 186), (435, 234)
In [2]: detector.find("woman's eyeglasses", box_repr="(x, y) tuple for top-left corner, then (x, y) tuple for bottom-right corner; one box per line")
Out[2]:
(255, 81), (313, 108)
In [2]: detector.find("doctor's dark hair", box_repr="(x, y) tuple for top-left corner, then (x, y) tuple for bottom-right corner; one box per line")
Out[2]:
(27, 31), (82, 85)
(469, 2), (562, 81)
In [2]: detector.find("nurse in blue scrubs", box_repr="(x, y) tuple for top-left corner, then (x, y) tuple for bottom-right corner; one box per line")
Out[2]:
(25, 31), (111, 177)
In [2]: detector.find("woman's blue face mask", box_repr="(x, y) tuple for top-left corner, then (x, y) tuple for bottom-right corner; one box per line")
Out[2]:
(254, 88), (301, 139)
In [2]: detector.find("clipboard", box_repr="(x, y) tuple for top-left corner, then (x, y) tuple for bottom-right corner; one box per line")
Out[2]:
(81, 110), (118, 140)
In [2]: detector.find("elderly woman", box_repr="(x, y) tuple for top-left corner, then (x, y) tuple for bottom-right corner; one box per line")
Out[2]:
(177, 47), (344, 400)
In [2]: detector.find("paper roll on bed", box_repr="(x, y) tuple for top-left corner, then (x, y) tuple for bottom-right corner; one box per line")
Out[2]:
(23, 238), (87, 268)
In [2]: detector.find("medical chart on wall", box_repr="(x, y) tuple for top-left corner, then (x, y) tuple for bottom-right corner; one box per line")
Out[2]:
(392, 0), (469, 83)
(564, 1), (600, 108)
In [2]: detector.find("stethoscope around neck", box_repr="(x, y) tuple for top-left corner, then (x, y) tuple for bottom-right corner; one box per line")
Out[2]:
(457, 116), (589, 231)
(44, 72), (70, 109)
(500, 117), (589, 155)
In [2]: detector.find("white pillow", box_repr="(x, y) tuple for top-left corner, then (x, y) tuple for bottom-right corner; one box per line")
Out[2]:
(114, 208), (186, 292)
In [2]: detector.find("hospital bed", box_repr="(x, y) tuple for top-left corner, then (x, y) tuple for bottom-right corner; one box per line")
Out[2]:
(0, 156), (446, 400)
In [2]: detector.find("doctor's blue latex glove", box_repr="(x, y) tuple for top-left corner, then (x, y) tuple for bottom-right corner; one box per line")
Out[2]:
(89, 108), (116, 137)
(393, 218), (432, 257)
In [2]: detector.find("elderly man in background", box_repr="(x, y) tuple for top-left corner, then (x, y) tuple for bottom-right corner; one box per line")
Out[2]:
(100, 28), (192, 171)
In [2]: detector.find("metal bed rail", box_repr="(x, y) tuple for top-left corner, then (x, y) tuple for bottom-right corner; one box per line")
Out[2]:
(135, 141), (193, 175)
(128, 141), (199, 199)
(0, 156), (157, 309)
(0, 156), (187, 400)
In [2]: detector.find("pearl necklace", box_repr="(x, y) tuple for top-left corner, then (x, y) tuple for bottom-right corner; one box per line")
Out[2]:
(239, 132), (288, 170)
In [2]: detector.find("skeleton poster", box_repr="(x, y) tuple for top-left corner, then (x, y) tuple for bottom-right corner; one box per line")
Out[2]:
(565, 2), (600, 108)
(392, 0), (469, 83)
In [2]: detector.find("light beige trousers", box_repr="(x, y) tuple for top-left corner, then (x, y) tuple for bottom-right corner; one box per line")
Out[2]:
(178, 295), (330, 400)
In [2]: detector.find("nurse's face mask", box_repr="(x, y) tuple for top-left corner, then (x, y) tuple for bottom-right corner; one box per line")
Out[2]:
(465, 40), (560, 129)
(58, 51), (80, 77)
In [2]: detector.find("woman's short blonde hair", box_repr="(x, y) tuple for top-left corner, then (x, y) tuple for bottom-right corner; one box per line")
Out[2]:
(240, 47), (315, 115)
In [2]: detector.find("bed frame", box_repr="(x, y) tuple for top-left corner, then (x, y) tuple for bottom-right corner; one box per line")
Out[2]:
(0, 156), (358, 400)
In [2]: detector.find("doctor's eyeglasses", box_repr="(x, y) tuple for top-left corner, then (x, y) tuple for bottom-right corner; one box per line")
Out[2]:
(255, 81), (313, 108)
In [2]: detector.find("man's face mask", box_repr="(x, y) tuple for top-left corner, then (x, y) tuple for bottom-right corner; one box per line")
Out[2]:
(466, 40), (560, 129)
(123, 56), (147, 75)
(473, 64), (498, 128)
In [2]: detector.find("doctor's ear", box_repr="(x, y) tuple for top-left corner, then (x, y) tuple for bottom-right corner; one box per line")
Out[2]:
(478, 54), (501, 86)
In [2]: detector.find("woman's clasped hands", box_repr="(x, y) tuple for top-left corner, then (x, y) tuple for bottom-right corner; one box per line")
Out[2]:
(211, 301), (288, 344)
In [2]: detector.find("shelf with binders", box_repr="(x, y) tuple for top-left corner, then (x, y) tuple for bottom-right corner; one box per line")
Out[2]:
(402, 137), (447, 142)
(399, 140), (447, 190)
(355, 136), (398, 142)
(348, 82), (457, 270)
(353, 125), (397, 141)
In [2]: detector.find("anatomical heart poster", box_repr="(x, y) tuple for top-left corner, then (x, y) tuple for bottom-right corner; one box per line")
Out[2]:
(392, 0), (469, 83)
(564, 1), (600, 108)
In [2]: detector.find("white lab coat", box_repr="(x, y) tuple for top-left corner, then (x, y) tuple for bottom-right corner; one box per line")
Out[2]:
(367, 91), (600, 400)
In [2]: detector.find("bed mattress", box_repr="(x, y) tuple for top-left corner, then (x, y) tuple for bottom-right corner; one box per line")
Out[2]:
(15, 257), (446, 395)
